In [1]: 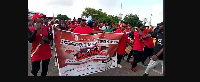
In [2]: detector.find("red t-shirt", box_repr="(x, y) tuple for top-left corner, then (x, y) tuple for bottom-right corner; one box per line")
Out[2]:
(115, 29), (128, 55)
(68, 24), (77, 32)
(126, 29), (131, 32)
(73, 26), (94, 34)
(29, 26), (52, 62)
(73, 19), (76, 21)
(47, 24), (53, 32)
(142, 33), (154, 48)
(132, 31), (144, 51)
(93, 26), (99, 31)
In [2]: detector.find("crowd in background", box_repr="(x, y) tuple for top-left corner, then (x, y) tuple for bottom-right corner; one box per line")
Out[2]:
(28, 13), (164, 76)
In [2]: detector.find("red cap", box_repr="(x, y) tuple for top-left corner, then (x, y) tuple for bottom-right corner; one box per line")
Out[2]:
(32, 13), (46, 21)
(55, 19), (59, 22)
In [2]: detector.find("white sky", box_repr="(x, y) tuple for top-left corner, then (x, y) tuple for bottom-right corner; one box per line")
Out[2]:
(28, 0), (163, 26)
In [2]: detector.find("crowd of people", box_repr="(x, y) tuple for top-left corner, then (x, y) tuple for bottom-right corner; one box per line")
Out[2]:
(28, 13), (164, 76)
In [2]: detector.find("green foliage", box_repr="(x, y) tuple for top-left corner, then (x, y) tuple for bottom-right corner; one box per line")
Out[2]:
(56, 14), (69, 20)
(123, 13), (143, 27)
(81, 7), (120, 28)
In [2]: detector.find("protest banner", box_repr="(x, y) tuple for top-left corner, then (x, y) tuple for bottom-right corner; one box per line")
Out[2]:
(54, 29), (123, 76)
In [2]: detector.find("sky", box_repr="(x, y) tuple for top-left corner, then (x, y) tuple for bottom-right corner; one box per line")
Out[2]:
(28, 0), (163, 26)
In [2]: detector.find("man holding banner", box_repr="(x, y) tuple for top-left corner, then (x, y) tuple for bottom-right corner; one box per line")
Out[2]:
(115, 23), (128, 68)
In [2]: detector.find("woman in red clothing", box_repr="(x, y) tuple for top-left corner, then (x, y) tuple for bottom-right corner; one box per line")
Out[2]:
(28, 13), (53, 76)
(93, 21), (100, 31)
(115, 23), (128, 68)
(131, 24), (146, 72)
(59, 20), (68, 31)
(142, 28), (154, 63)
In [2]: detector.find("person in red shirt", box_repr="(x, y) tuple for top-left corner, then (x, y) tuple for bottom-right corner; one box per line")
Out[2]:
(73, 17), (76, 21)
(93, 21), (100, 31)
(126, 24), (131, 32)
(73, 19), (103, 34)
(115, 23), (128, 68)
(142, 28), (154, 64)
(28, 13), (53, 76)
(68, 21), (77, 32)
(131, 24), (146, 72)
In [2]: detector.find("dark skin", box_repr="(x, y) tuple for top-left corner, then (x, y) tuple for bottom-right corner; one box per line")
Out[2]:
(43, 18), (49, 25)
(152, 48), (163, 61)
(61, 22), (66, 28)
(80, 20), (103, 34)
(136, 25), (145, 40)
(34, 17), (50, 44)
(121, 24), (129, 46)
(143, 24), (163, 39)
(130, 28), (135, 34)
(152, 24), (164, 61)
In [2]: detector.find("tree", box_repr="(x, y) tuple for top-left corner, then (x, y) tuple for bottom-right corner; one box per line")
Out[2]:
(123, 14), (143, 27)
(56, 14), (69, 20)
(81, 7), (120, 28)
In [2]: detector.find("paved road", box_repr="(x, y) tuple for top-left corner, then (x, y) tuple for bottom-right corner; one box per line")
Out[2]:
(28, 42), (163, 76)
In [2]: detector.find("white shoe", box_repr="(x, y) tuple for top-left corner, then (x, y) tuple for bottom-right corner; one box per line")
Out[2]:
(51, 47), (53, 50)
(118, 64), (122, 68)
(55, 62), (58, 66)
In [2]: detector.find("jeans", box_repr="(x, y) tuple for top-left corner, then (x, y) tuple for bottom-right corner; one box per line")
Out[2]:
(31, 58), (50, 76)
(145, 60), (163, 74)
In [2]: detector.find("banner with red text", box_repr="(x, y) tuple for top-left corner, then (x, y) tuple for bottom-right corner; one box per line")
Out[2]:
(54, 29), (123, 76)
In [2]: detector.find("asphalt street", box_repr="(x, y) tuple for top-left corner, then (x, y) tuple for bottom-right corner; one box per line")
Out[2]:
(28, 42), (163, 76)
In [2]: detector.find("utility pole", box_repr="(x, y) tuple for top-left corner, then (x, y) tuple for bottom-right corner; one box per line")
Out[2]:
(149, 14), (152, 28)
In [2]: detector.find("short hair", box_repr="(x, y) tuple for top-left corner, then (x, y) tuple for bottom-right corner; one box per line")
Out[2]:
(137, 24), (143, 28)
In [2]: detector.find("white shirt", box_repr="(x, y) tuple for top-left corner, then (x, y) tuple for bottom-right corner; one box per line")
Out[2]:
(101, 26), (109, 30)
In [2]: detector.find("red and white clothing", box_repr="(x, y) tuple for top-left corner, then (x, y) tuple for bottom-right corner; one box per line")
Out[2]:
(29, 25), (52, 62)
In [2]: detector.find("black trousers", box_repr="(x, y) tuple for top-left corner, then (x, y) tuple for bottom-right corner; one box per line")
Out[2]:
(144, 46), (154, 61)
(117, 53), (124, 64)
(127, 50), (134, 62)
(50, 39), (54, 47)
(31, 58), (50, 76)
(131, 50), (144, 68)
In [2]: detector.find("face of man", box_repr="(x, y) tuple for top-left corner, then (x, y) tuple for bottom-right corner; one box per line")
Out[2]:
(159, 25), (163, 30)
(43, 18), (49, 24)
(139, 25), (145, 31)
(80, 20), (86, 26)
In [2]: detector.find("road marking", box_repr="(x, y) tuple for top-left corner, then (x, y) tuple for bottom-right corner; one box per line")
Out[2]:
(137, 63), (163, 75)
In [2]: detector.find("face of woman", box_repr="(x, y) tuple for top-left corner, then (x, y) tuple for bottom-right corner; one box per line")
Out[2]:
(61, 22), (66, 27)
